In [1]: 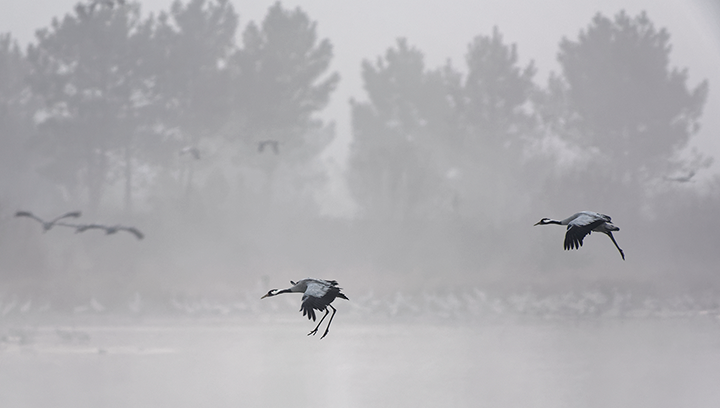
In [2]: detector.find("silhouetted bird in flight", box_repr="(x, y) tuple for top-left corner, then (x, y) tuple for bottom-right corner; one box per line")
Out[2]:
(73, 224), (144, 240)
(534, 211), (624, 260)
(261, 278), (349, 339)
(179, 146), (201, 160)
(258, 140), (279, 155)
(15, 211), (82, 232)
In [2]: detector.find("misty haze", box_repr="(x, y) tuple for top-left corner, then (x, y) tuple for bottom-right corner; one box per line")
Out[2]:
(1, 1), (720, 407)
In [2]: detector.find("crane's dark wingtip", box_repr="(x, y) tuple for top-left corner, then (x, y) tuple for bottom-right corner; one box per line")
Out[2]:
(128, 228), (144, 240)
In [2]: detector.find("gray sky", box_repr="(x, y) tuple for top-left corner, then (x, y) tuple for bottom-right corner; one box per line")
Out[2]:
(3, 0), (719, 176)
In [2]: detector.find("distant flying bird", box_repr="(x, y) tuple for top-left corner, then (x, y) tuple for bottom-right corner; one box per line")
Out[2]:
(534, 211), (625, 260)
(663, 170), (696, 183)
(15, 210), (82, 232)
(261, 278), (349, 339)
(179, 146), (201, 160)
(258, 140), (279, 155)
(73, 223), (144, 240)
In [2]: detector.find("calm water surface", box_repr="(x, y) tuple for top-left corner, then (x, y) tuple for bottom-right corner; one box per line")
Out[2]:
(1, 316), (719, 408)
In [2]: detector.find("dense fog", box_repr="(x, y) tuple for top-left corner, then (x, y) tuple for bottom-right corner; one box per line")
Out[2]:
(1, 0), (718, 305)
(1, 1), (720, 407)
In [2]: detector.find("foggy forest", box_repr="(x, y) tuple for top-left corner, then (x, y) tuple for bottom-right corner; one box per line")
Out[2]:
(1, 1), (720, 407)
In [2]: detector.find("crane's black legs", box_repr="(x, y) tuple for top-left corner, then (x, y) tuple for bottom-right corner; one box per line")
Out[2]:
(320, 305), (337, 339)
(606, 232), (625, 260)
(307, 308), (330, 337)
(306, 305), (338, 339)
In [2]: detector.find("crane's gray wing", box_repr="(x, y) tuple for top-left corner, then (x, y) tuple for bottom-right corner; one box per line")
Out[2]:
(74, 224), (109, 233)
(15, 211), (44, 224)
(300, 281), (339, 321)
(54, 221), (82, 229)
(50, 211), (82, 224)
(595, 213), (612, 223)
(118, 226), (144, 240)
(564, 218), (605, 250)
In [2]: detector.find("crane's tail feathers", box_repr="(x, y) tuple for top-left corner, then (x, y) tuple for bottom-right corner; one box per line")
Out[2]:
(337, 293), (349, 301)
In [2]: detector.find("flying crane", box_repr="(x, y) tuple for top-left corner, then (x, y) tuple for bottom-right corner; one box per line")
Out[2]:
(261, 278), (349, 339)
(534, 211), (625, 260)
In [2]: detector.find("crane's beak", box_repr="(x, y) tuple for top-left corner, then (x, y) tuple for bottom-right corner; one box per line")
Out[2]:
(260, 293), (269, 299)
(533, 221), (542, 226)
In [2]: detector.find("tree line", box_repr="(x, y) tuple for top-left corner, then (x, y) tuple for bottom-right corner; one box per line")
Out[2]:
(2, 0), (338, 215)
(349, 13), (708, 223)
(0, 1), (717, 300)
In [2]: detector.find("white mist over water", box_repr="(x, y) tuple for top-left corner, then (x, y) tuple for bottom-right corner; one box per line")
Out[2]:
(2, 316), (719, 408)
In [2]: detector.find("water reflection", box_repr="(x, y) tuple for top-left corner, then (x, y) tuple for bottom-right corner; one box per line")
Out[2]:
(1, 317), (719, 407)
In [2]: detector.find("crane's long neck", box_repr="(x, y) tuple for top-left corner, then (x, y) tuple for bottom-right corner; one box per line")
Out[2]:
(546, 219), (564, 225)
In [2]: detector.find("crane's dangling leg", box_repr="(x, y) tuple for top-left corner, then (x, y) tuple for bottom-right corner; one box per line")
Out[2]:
(606, 231), (625, 260)
(308, 308), (330, 336)
(320, 305), (337, 339)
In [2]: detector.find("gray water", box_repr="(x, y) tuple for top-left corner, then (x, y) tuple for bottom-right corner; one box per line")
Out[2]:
(2, 316), (719, 408)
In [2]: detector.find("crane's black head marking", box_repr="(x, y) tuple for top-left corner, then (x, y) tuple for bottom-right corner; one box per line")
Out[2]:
(534, 218), (552, 226)
(261, 289), (278, 299)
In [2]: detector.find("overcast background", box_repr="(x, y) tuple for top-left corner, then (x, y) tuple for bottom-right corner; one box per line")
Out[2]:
(0, 0), (718, 298)
(2, 2), (720, 408)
